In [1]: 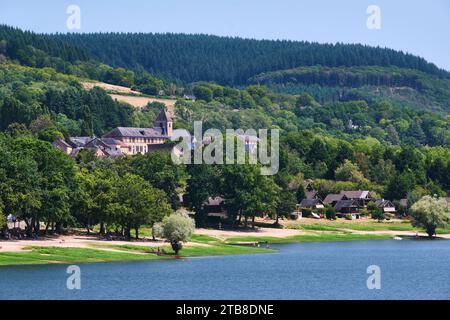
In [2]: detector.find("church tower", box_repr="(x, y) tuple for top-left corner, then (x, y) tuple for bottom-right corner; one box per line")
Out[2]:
(154, 108), (173, 137)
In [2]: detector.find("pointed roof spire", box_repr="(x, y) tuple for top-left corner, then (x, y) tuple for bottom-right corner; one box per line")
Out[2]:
(155, 108), (172, 122)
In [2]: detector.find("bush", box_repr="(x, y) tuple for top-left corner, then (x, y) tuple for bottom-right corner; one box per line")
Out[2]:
(0, 214), (6, 230)
(154, 213), (195, 254)
(325, 207), (336, 220)
(38, 126), (64, 142)
(0, 214), (7, 238)
(410, 196), (450, 237)
(302, 208), (312, 218)
(344, 214), (353, 220)
(371, 207), (385, 222)
(193, 85), (213, 102)
(367, 201), (378, 211)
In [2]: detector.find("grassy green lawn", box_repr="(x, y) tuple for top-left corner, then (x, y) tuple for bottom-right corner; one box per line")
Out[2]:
(97, 242), (274, 257)
(288, 221), (416, 232)
(288, 221), (450, 235)
(0, 237), (273, 267)
(0, 246), (166, 266)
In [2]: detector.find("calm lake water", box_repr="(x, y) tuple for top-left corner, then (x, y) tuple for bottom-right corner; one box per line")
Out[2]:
(1, 240), (449, 300)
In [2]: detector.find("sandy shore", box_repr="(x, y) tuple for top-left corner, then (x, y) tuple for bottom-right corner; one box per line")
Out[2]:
(195, 227), (303, 239)
(0, 235), (205, 253)
(197, 226), (450, 240)
(1, 224), (448, 253)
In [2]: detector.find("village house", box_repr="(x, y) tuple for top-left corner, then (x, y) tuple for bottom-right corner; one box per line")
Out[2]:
(334, 199), (361, 219)
(183, 94), (196, 101)
(298, 199), (324, 210)
(102, 109), (173, 155)
(339, 190), (372, 207)
(202, 133), (260, 153)
(304, 181), (314, 192)
(305, 191), (320, 200)
(52, 138), (73, 155)
(322, 190), (373, 219)
(53, 136), (123, 158)
(374, 199), (396, 214)
(53, 109), (174, 158)
(323, 193), (348, 207)
(204, 197), (228, 220)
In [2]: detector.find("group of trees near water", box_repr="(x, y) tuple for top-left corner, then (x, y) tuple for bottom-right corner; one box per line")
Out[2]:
(0, 134), (183, 238)
(0, 132), (292, 237)
(283, 130), (449, 200)
(184, 163), (288, 228)
(1, 130), (448, 238)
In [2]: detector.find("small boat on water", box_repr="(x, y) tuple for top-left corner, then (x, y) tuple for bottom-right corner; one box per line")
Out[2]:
(393, 236), (402, 240)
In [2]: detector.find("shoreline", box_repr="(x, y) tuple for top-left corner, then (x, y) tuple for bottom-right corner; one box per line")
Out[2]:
(1, 221), (449, 267)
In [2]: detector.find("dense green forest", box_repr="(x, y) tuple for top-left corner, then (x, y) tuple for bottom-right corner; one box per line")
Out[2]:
(0, 25), (172, 95)
(47, 31), (450, 85)
(0, 25), (449, 235)
(249, 66), (450, 113)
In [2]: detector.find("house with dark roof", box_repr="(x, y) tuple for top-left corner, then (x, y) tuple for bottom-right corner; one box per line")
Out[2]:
(53, 109), (174, 158)
(374, 199), (396, 213)
(204, 197), (228, 219)
(334, 199), (360, 219)
(52, 139), (73, 155)
(304, 181), (314, 192)
(68, 137), (92, 148)
(323, 194), (348, 206)
(102, 108), (173, 155)
(53, 136), (122, 158)
(299, 199), (324, 210)
(339, 190), (372, 207)
(305, 191), (320, 200)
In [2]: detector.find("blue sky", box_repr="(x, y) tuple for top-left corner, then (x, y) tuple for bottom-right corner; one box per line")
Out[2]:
(0, 0), (449, 71)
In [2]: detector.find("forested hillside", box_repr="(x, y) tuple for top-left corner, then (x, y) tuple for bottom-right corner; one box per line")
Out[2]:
(249, 66), (450, 113)
(49, 32), (450, 85)
(2, 25), (450, 114)
(0, 25), (172, 95)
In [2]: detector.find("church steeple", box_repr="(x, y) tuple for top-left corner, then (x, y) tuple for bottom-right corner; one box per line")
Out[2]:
(154, 108), (173, 137)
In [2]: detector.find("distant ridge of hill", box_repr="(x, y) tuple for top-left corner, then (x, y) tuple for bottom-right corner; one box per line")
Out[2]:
(1, 25), (449, 114)
(47, 31), (450, 85)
